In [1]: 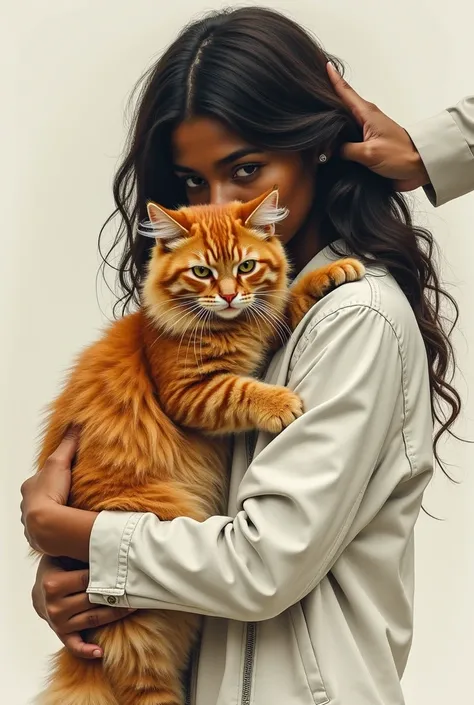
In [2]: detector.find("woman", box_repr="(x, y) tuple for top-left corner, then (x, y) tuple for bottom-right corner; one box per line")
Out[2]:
(21, 7), (462, 705)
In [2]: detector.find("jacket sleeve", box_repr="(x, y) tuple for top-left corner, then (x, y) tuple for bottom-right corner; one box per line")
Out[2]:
(406, 95), (474, 206)
(87, 304), (403, 621)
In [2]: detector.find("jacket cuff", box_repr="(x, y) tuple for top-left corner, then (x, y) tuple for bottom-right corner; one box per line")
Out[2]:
(86, 510), (145, 607)
(407, 109), (474, 207)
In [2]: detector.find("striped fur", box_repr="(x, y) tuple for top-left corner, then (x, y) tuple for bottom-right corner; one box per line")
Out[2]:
(35, 192), (364, 705)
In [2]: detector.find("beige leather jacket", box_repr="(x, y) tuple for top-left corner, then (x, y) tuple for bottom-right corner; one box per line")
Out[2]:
(87, 100), (474, 705)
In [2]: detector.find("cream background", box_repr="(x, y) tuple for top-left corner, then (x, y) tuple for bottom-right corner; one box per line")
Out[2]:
(1, 1), (473, 702)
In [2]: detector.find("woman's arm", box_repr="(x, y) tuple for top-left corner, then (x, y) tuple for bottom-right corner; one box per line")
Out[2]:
(327, 64), (474, 206)
(84, 303), (405, 622)
(407, 96), (474, 206)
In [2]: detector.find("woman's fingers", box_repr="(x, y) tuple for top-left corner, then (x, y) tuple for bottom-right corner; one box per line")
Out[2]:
(44, 588), (92, 624)
(61, 632), (104, 660)
(326, 62), (373, 125)
(54, 606), (135, 660)
(43, 566), (90, 598)
(64, 606), (136, 634)
(40, 564), (136, 658)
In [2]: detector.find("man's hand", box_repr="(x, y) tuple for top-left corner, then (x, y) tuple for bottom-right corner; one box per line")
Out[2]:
(327, 62), (430, 192)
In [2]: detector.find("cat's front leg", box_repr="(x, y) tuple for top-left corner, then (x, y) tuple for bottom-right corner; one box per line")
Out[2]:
(166, 374), (303, 434)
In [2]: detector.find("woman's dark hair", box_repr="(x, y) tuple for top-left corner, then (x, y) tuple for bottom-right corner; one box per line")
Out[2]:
(99, 6), (461, 472)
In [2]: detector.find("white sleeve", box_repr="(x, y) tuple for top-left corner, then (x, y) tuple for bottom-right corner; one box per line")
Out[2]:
(407, 96), (474, 206)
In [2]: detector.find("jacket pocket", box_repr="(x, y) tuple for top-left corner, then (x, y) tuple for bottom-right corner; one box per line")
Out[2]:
(289, 604), (329, 705)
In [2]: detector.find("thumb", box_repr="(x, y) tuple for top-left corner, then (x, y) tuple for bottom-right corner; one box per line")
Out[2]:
(48, 425), (80, 466)
(340, 141), (373, 166)
(62, 633), (104, 660)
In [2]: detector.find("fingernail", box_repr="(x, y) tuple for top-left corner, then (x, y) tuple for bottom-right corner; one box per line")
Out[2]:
(92, 649), (103, 658)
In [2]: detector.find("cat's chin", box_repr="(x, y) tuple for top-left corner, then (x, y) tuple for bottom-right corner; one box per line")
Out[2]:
(213, 307), (244, 321)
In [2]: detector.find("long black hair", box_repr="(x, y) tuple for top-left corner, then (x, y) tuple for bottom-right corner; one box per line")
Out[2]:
(99, 6), (460, 471)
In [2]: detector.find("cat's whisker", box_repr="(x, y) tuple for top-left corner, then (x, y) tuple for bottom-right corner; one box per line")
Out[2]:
(146, 301), (198, 333)
(178, 309), (203, 363)
(255, 311), (287, 348)
(159, 303), (202, 334)
(260, 312), (292, 344)
(187, 309), (209, 373)
(199, 312), (212, 372)
(183, 307), (210, 370)
(197, 312), (208, 372)
(150, 303), (204, 350)
(254, 298), (292, 327)
(252, 302), (291, 346)
(192, 310), (208, 373)
(246, 306), (265, 348)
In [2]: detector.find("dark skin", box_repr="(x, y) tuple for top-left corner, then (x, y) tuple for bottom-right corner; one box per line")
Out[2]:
(20, 69), (430, 660)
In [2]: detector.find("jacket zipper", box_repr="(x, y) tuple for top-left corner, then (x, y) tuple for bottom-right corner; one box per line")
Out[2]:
(241, 432), (258, 705)
(184, 639), (200, 705)
(241, 621), (257, 705)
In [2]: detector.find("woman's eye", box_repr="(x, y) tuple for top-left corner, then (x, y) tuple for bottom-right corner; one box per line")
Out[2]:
(192, 266), (212, 279)
(185, 176), (206, 189)
(234, 164), (261, 180)
(238, 260), (256, 274)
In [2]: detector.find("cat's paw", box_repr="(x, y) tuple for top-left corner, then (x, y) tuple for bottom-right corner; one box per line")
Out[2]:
(302, 258), (365, 299)
(254, 387), (304, 433)
(321, 258), (365, 291)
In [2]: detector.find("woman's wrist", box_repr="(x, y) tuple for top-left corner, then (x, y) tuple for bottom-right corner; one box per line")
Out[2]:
(405, 131), (430, 187)
(31, 503), (98, 562)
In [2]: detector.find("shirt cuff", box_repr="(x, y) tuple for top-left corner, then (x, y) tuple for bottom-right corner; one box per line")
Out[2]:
(87, 510), (144, 607)
(407, 109), (474, 207)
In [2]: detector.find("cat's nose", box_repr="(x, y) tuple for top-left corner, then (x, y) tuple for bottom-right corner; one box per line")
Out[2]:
(222, 293), (237, 304)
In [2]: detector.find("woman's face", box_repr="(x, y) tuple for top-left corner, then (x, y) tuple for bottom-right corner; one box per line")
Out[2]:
(172, 117), (317, 245)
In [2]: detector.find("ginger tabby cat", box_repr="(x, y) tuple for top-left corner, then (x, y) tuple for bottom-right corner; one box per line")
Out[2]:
(35, 189), (364, 705)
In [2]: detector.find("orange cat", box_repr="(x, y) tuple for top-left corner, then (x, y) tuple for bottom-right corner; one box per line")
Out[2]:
(35, 189), (364, 705)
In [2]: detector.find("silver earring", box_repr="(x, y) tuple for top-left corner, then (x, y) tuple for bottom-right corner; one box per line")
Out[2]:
(318, 153), (328, 163)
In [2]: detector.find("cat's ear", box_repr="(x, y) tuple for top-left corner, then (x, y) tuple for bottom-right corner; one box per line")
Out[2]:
(139, 202), (190, 250)
(242, 188), (289, 239)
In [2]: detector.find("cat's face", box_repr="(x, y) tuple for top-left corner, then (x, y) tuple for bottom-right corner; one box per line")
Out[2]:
(142, 190), (290, 335)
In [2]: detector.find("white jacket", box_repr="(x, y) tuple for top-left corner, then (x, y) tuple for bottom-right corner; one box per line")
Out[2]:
(86, 101), (474, 704)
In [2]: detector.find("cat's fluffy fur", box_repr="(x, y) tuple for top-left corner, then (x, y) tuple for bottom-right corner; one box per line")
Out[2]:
(35, 190), (364, 705)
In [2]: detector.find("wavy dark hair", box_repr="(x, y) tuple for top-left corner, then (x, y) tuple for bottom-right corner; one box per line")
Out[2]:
(99, 6), (461, 473)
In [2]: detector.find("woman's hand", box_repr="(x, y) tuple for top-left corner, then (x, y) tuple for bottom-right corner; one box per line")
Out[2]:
(327, 63), (430, 192)
(20, 427), (78, 553)
(33, 555), (135, 659)
(20, 427), (97, 561)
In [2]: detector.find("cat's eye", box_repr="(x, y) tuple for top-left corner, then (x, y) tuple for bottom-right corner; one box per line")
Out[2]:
(238, 260), (256, 274)
(192, 265), (212, 279)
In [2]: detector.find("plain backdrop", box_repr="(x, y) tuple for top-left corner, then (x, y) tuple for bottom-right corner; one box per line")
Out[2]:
(1, 1), (473, 703)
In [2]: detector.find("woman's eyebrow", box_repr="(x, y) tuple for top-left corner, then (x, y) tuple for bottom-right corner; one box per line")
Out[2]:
(173, 148), (264, 173)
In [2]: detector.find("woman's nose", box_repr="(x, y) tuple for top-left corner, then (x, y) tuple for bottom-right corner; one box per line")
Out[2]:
(209, 183), (240, 205)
